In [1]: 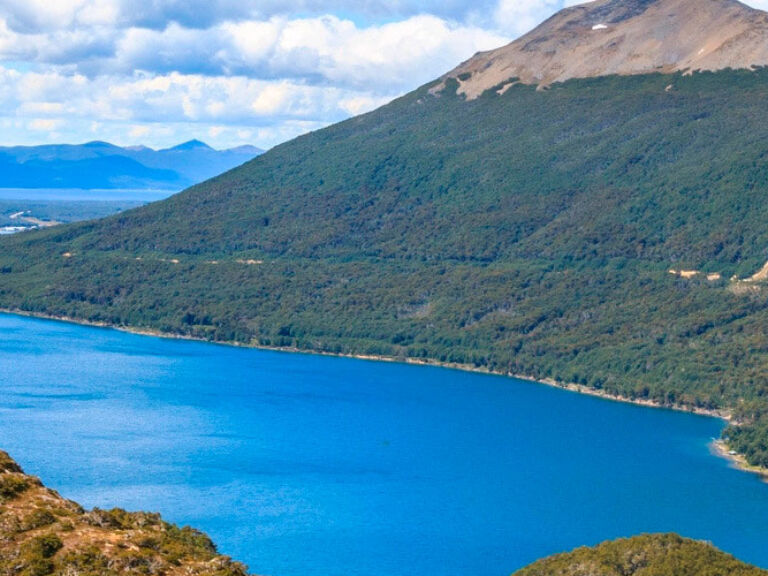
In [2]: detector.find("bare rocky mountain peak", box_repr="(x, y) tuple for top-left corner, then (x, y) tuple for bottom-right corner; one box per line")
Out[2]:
(442, 0), (768, 98)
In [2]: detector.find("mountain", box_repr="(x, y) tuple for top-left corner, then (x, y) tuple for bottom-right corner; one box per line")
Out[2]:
(165, 139), (214, 151)
(0, 451), (250, 576)
(3, 0), (768, 465)
(513, 534), (767, 576)
(442, 0), (768, 97)
(128, 141), (265, 189)
(0, 141), (263, 190)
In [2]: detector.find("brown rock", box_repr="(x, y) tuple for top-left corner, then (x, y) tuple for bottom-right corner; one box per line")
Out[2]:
(441, 0), (768, 98)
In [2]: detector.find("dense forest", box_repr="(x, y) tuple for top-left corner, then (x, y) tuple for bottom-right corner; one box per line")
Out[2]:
(513, 534), (768, 576)
(3, 69), (768, 464)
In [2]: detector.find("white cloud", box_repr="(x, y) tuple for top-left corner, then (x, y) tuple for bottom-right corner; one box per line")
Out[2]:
(35, 14), (505, 93)
(494, 0), (562, 36)
(0, 65), (398, 147)
(0, 6), (509, 148)
(17, 101), (65, 115)
(208, 125), (226, 138)
(2, 0), (767, 149)
(128, 124), (151, 138)
(0, 1), (504, 33)
(28, 117), (65, 131)
(338, 94), (391, 116)
(250, 83), (295, 116)
(1, 0), (101, 32)
(258, 14), (506, 90)
(744, 0), (768, 9)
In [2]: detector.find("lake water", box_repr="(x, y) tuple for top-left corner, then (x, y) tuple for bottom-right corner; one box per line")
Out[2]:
(1, 313), (768, 575)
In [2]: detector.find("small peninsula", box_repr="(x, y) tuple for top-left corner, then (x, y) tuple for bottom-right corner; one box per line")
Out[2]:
(0, 451), (250, 576)
(513, 533), (768, 576)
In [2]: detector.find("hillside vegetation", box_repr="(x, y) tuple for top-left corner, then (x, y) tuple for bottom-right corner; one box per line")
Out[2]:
(0, 451), (249, 576)
(3, 70), (768, 462)
(513, 534), (768, 576)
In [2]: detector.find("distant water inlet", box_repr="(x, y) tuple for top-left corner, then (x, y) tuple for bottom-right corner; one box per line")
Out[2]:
(1, 312), (768, 575)
(0, 188), (175, 202)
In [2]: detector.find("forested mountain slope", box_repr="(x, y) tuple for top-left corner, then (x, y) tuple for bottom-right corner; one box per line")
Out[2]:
(3, 69), (768, 462)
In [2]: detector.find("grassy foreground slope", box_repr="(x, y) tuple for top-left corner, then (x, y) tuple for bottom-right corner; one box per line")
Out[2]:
(3, 70), (768, 462)
(513, 534), (768, 576)
(0, 451), (249, 576)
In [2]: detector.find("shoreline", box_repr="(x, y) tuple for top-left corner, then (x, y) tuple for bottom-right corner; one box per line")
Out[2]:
(711, 440), (768, 482)
(1, 306), (763, 478)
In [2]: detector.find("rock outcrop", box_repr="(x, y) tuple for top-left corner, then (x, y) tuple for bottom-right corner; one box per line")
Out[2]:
(0, 451), (251, 576)
(442, 0), (768, 97)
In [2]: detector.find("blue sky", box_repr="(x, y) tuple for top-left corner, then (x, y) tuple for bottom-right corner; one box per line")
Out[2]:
(0, 0), (766, 150)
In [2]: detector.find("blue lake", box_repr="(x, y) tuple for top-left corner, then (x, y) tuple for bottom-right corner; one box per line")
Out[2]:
(1, 312), (767, 575)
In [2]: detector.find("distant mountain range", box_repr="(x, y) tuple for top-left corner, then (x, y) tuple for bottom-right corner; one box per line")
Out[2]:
(0, 140), (263, 190)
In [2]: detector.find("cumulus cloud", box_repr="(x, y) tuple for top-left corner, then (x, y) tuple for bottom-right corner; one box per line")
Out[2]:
(2, 14), (506, 91)
(0, 2), (513, 148)
(3, 70), (370, 123)
(28, 117), (65, 131)
(495, 0), (562, 36)
(0, 0), (505, 33)
(0, 65), (402, 147)
(0, 0), (118, 33)
(2, 0), (765, 149)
